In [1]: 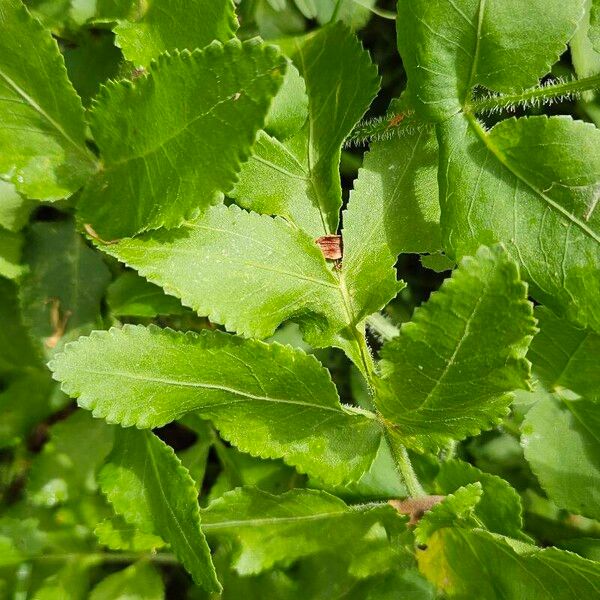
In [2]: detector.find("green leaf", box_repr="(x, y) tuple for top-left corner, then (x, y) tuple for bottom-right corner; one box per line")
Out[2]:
(50, 325), (384, 484)
(89, 561), (164, 600)
(591, 0), (600, 51)
(439, 114), (600, 332)
(107, 271), (186, 318)
(20, 219), (111, 356)
(26, 0), (111, 28)
(344, 116), (440, 256)
(420, 253), (455, 273)
(560, 538), (600, 561)
(418, 528), (600, 599)
(98, 205), (327, 340)
(312, 0), (377, 29)
(0, 278), (42, 375)
(232, 23), (379, 236)
(414, 484), (483, 545)
(435, 460), (525, 539)
(0, 0), (96, 199)
(78, 40), (286, 238)
(94, 203), (378, 373)
(571, 0), (600, 86)
(375, 245), (535, 450)
(0, 228), (25, 280)
(396, 0), (585, 120)
(114, 0), (237, 67)
(208, 443), (300, 500)
(94, 515), (165, 552)
(311, 438), (407, 501)
(522, 390), (600, 520)
(179, 437), (211, 492)
(200, 486), (399, 575)
(27, 410), (115, 507)
(263, 62), (307, 140)
(33, 560), (91, 600)
(0, 518), (44, 567)
(92, 0), (135, 22)
(0, 181), (34, 232)
(99, 428), (220, 592)
(0, 370), (55, 449)
(62, 29), (122, 107)
(339, 112), (437, 325)
(528, 307), (600, 400)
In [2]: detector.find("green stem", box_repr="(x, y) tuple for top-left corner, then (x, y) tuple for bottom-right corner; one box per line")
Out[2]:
(356, 328), (377, 383)
(386, 431), (426, 498)
(468, 73), (600, 114)
(28, 552), (178, 565)
(442, 439), (458, 461)
(366, 312), (400, 340)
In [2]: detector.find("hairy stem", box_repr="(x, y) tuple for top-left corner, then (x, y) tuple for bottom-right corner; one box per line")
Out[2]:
(349, 74), (600, 145)
(442, 439), (458, 461)
(386, 431), (426, 498)
(467, 73), (600, 114)
(355, 326), (377, 384)
(366, 312), (400, 340)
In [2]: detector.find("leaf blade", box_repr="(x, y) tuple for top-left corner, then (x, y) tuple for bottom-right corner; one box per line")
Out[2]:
(522, 391), (600, 520)
(50, 325), (383, 484)
(397, 0), (585, 120)
(79, 40), (286, 238)
(375, 245), (535, 450)
(233, 23), (379, 236)
(201, 486), (399, 575)
(99, 428), (220, 592)
(439, 113), (600, 332)
(0, 0), (95, 199)
(114, 0), (238, 66)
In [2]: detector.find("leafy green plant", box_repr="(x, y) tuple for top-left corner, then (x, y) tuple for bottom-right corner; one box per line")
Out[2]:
(1, 0), (600, 597)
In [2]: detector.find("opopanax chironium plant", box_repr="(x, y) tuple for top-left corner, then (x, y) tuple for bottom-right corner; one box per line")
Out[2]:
(1, 0), (600, 597)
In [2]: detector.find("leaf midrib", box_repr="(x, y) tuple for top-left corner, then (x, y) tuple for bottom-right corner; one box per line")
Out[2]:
(144, 435), (215, 588)
(0, 66), (88, 158)
(464, 0), (487, 98)
(390, 280), (487, 418)
(78, 367), (345, 415)
(293, 37), (333, 236)
(201, 509), (358, 531)
(466, 114), (600, 244)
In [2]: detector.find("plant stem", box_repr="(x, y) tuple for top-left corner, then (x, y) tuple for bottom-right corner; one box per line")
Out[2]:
(468, 73), (600, 114)
(442, 439), (458, 461)
(385, 431), (426, 498)
(29, 552), (178, 565)
(366, 312), (400, 340)
(355, 328), (377, 384)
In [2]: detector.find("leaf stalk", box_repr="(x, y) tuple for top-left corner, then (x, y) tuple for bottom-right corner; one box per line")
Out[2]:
(385, 431), (426, 498)
(467, 73), (600, 114)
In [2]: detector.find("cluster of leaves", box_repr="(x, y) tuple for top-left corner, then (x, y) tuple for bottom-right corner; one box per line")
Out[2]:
(1, 0), (600, 597)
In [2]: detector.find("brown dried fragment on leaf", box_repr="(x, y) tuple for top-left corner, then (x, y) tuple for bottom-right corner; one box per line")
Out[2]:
(131, 66), (147, 79)
(315, 235), (343, 260)
(389, 495), (445, 526)
(44, 298), (72, 349)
